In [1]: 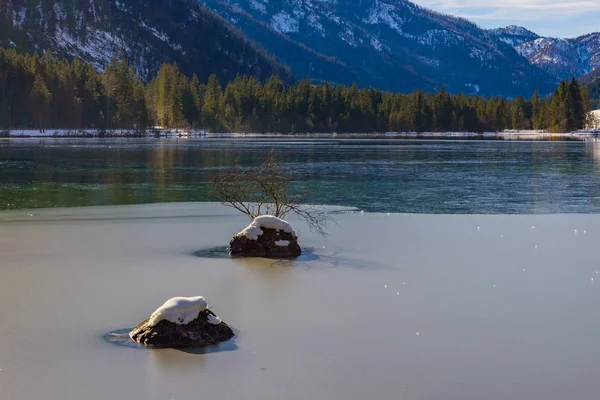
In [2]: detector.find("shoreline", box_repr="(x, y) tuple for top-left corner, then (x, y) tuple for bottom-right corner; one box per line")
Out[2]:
(0, 202), (358, 222)
(1, 201), (599, 222)
(3, 129), (600, 141)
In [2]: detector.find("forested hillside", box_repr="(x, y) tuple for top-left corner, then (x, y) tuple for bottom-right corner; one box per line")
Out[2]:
(0, 48), (591, 134)
(0, 0), (292, 83)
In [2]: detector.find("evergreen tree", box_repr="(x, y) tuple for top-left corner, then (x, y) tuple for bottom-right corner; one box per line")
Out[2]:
(531, 87), (540, 130)
(202, 74), (222, 131)
(28, 75), (52, 131)
(512, 96), (525, 130)
(0, 47), (592, 135)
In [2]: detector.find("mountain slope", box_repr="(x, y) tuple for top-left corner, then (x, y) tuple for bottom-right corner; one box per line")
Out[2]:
(490, 27), (600, 81)
(201, 4), (363, 86)
(582, 68), (600, 108)
(489, 26), (539, 47)
(0, 0), (292, 83)
(204, 0), (555, 96)
(516, 34), (600, 80)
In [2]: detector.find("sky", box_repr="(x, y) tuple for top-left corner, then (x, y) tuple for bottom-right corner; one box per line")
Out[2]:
(415, 0), (600, 38)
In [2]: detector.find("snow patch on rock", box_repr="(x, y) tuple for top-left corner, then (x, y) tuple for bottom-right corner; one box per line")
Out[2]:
(465, 83), (480, 94)
(338, 27), (357, 47)
(271, 12), (299, 33)
(364, 0), (403, 33)
(139, 20), (169, 43)
(207, 315), (222, 325)
(53, 25), (129, 71)
(470, 47), (493, 61)
(418, 29), (464, 48)
(12, 8), (27, 28)
(147, 296), (208, 327)
(249, 0), (267, 14)
(371, 37), (383, 52)
(307, 14), (325, 37)
(417, 56), (441, 68)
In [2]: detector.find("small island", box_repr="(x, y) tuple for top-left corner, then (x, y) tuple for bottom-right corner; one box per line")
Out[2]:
(129, 296), (234, 348)
(230, 215), (302, 258)
(211, 150), (331, 258)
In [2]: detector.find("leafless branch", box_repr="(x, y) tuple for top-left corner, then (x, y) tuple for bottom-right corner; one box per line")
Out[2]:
(210, 150), (333, 235)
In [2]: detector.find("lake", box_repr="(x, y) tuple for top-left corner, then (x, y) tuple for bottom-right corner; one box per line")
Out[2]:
(3, 137), (600, 213)
(2, 138), (600, 400)
(1, 204), (600, 400)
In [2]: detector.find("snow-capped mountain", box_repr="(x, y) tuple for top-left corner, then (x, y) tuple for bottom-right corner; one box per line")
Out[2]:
(6, 0), (594, 97)
(0, 0), (291, 82)
(489, 26), (539, 47)
(514, 33), (600, 80)
(203, 0), (554, 96)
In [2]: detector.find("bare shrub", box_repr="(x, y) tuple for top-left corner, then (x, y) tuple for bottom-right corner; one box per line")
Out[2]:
(210, 150), (332, 235)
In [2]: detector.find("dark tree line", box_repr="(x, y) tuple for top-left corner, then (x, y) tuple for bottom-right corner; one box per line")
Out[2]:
(0, 47), (147, 133)
(0, 47), (594, 134)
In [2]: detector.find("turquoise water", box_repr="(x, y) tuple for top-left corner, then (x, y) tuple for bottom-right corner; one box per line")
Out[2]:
(2, 137), (600, 213)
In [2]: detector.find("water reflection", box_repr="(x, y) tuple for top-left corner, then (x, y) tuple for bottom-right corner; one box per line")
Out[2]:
(3, 138), (600, 213)
(192, 246), (320, 262)
(191, 246), (381, 270)
(103, 328), (238, 355)
(586, 141), (600, 173)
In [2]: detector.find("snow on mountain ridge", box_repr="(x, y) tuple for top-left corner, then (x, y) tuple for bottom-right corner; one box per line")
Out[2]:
(489, 25), (600, 80)
(500, 25), (536, 37)
(515, 33), (600, 79)
(204, 0), (555, 96)
(490, 25), (539, 47)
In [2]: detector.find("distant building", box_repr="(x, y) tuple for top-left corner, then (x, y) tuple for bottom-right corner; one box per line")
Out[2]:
(588, 110), (600, 130)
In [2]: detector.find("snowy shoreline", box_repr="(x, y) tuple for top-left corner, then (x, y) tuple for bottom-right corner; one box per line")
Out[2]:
(4, 128), (600, 141)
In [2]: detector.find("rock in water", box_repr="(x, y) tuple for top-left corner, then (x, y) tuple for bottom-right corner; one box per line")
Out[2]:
(129, 296), (234, 348)
(229, 215), (302, 258)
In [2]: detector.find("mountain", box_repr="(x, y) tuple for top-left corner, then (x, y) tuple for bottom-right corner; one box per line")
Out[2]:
(489, 26), (539, 47)
(516, 34), (600, 80)
(490, 27), (600, 81)
(0, 0), (292, 83)
(582, 69), (600, 108)
(203, 0), (555, 97)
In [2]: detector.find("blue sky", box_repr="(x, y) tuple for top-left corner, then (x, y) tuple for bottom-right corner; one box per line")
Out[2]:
(415, 0), (600, 38)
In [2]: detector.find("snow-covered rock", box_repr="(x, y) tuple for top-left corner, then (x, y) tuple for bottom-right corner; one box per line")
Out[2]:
(237, 215), (296, 240)
(230, 215), (301, 258)
(147, 296), (208, 327)
(129, 296), (234, 348)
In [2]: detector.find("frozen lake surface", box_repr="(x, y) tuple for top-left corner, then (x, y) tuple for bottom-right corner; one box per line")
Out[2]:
(1, 203), (600, 400)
